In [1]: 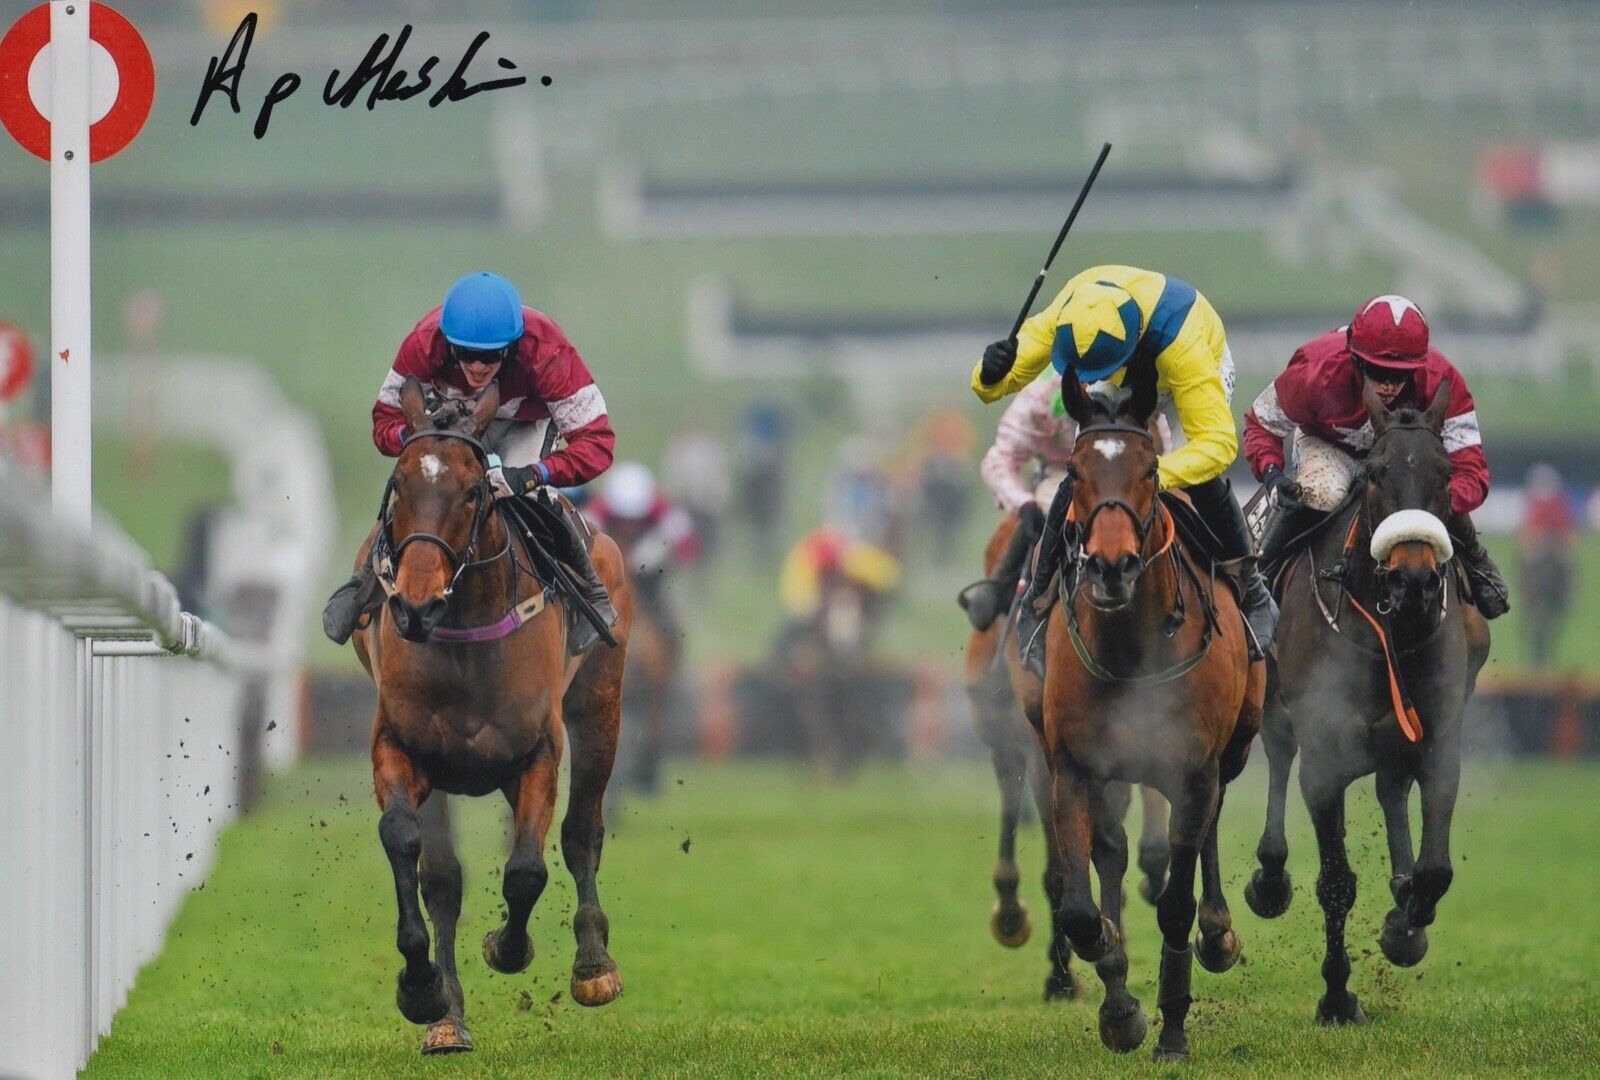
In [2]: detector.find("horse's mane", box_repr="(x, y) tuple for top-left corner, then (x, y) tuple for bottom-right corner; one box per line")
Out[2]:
(426, 399), (478, 433)
(1389, 407), (1426, 426)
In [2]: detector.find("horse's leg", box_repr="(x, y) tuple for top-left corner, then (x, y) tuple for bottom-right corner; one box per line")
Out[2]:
(417, 794), (472, 1054)
(1048, 759), (1118, 988)
(373, 734), (449, 1026)
(1402, 736), (1461, 930)
(1372, 769), (1426, 968)
(1028, 746), (1078, 1000)
(482, 732), (562, 976)
(1136, 786), (1170, 906)
(1089, 781), (1147, 1053)
(973, 677), (1032, 948)
(1151, 762), (1219, 1061)
(1193, 787), (1243, 974)
(1304, 770), (1364, 1025)
(1246, 696), (1297, 919)
(563, 651), (626, 1006)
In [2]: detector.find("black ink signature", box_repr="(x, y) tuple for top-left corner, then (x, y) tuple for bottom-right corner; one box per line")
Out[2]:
(191, 14), (545, 139)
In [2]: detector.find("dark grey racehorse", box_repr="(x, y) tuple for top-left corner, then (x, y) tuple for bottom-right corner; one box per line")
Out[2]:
(1247, 379), (1492, 1024)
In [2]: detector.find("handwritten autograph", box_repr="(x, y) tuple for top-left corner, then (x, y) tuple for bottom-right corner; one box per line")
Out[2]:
(191, 14), (550, 139)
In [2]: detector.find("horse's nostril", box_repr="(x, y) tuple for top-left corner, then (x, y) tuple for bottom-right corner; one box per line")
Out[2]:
(1117, 554), (1141, 578)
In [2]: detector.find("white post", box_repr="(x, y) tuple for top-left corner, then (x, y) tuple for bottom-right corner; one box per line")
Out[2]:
(51, 0), (92, 529)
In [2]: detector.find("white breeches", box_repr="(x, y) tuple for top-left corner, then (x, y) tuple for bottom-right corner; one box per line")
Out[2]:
(483, 418), (550, 469)
(1289, 430), (1360, 511)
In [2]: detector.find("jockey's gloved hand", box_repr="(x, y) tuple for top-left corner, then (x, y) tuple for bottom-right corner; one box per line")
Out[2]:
(1261, 464), (1302, 509)
(1017, 501), (1046, 534)
(486, 456), (541, 500)
(980, 337), (1018, 386)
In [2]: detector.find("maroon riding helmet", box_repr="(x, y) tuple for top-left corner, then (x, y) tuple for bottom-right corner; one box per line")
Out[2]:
(1347, 294), (1430, 372)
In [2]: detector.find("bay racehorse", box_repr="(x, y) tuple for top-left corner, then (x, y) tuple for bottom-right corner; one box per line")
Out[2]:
(964, 508), (1171, 1001)
(351, 378), (632, 1053)
(1246, 379), (1491, 1024)
(1037, 378), (1263, 1060)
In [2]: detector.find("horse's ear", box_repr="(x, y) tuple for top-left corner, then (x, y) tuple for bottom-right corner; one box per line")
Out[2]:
(467, 384), (501, 438)
(1422, 376), (1452, 434)
(1361, 376), (1393, 435)
(1059, 371), (1092, 427)
(1128, 370), (1158, 428)
(400, 377), (430, 436)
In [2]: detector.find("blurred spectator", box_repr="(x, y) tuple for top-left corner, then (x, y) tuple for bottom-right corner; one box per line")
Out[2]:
(824, 436), (902, 553)
(734, 400), (791, 562)
(910, 407), (977, 563)
(661, 423), (730, 569)
(1518, 464), (1577, 668)
(0, 321), (48, 475)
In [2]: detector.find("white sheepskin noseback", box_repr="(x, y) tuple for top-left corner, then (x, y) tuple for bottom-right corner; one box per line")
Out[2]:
(1370, 509), (1454, 563)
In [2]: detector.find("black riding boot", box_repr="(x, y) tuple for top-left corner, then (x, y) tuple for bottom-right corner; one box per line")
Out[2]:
(322, 563), (382, 645)
(1257, 500), (1327, 580)
(1189, 477), (1277, 660)
(1017, 478), (1076, 678)
(1447, 510), (1510, 618)
(958, 510), (1044, 631)
(546, 497), (619, 654)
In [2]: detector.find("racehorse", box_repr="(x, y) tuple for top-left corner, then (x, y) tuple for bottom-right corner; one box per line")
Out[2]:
(619, 573), (678, 793)
(351, 378), (632, 1054)
(1037, 378), (1263, 1060)
(964, 509), (1171, 1002)
(1246, 379), (1491, 1024)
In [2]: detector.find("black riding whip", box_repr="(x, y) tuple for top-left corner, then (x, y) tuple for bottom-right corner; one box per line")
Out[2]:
(1007, 141), (1113, 341)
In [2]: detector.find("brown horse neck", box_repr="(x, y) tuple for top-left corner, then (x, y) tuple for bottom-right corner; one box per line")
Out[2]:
(437, 509), (526, 628)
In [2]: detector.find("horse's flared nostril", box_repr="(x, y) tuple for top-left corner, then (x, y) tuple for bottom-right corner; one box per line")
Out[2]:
(417, 596), (448, 635)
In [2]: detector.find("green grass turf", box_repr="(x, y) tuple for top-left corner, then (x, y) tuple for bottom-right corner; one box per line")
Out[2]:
(83, 757), (1600, 1077)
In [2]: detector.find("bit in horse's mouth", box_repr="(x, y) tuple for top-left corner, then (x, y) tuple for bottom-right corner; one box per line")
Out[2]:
(1086, 586), (1135, 612)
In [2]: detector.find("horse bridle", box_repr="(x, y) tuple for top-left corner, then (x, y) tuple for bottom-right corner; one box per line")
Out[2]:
(1362, 420), (1451, 614)
(376, 428), (511, 599)
(1070, 422), (1166, 577)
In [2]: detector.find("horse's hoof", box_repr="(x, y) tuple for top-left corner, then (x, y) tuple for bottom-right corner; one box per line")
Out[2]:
(1195, 928), (1243, 974)
(421, 1018), (474, 1055)
(1244, 867), (1292, 919)
(395, 967), (450, 1026)
(990, 899), (1033, 948)
(1098, 1000), (1148, 1053)
(571, 961), (624, 1007)
(1316, 992), (1367, 1025)
(1379, 909), (1428, 968)
(1138, 874), (1165, 906)
(1043, 969), (1082, 1002)
(1151, 1038), (1190, 1062)
(482, 927), (533, 975)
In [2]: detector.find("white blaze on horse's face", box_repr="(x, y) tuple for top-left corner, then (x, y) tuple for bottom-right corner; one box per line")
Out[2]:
(1092, 438), (1126, 461)
(420, 454), (445, 483)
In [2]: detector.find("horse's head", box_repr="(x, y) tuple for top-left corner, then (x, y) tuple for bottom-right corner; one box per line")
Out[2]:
(1361, 376), (1455, 616)
(1060, 375), (1163, 610)
(383, 377), (501, 642)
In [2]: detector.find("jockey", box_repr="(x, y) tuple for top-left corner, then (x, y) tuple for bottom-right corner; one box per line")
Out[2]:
(959, 373), (1072, 630)
(322, 271), (619, 650)
(1243, 294), (1509, 617)
(779, 526), (901, 623)
(973, 264), (1277, 674)
(586, 461), (700, 642)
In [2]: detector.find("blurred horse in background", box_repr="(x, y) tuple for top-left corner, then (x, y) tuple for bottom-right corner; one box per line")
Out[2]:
(965, 507), (1170, 1002)
(351, 379), (632, 1054)
(1248, 380), (1491, 1025)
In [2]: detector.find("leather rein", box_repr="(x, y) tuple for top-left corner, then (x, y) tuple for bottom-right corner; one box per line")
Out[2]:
(372, 429), (548, 641)
(1062, 423), (1217, 687)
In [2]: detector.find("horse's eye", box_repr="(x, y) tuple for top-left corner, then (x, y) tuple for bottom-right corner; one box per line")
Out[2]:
(464, 486), (481, 504)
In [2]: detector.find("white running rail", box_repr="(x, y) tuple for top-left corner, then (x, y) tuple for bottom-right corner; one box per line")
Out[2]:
(0, 468), (259, 1080)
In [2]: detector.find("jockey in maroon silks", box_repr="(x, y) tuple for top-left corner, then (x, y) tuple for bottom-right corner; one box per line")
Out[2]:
(323, 271), (620, 648)
(1243, 294), (1508, 617)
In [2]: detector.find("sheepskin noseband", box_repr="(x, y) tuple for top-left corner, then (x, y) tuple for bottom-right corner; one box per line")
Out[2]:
(1370, 509), (1454, 563)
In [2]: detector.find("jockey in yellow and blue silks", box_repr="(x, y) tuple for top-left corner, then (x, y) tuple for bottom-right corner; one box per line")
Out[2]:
(972, 264), (1276, 674)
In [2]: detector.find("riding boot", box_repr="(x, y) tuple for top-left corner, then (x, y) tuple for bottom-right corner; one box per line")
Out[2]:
(1189, 477), (1277, 660)
(958, 510), (1043, 631)
(1257, 501), (1327, 580)
(545, 497), (619, 653)
(1017, 477), (1076, 678)
(1447, 509), (1510, 618)
(322, 562), (382, 645)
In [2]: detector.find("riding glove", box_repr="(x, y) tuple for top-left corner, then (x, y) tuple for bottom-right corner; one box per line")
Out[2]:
(980, 338), (1019, 386)
(487, 462), (541, 500)
(1261, 465), (1302, 510)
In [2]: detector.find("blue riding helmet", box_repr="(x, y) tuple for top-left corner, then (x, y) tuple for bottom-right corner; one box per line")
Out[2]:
(1051, 281), (1142, 382)
(440, 271), (525, 351)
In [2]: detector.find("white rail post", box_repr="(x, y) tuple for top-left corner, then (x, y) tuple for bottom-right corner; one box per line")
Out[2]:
(51, 0), (93, 529)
